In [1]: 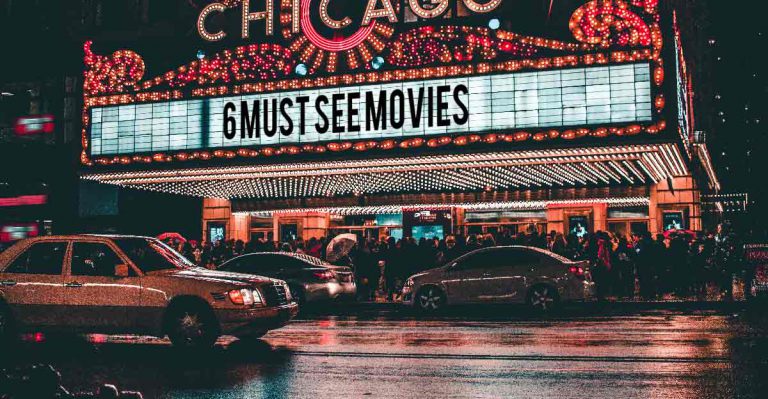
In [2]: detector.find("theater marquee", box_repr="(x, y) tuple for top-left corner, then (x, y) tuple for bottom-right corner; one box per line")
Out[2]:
(88, 63), (652, 156)
(81, 0), (668, 166)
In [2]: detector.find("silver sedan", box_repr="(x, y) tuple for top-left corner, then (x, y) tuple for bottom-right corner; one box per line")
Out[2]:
(402, 246), (594, 312)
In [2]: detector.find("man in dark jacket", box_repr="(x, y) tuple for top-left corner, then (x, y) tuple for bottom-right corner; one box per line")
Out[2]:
(634, 232), (658, 300)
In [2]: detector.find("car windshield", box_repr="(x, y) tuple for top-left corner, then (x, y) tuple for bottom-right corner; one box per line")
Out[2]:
(113, 237), (195, 273)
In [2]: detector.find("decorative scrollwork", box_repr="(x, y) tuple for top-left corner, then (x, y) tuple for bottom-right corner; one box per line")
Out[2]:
(83, 41), (145, 96)
(569, 0), (652, 48)
(388, 26), (537, 68)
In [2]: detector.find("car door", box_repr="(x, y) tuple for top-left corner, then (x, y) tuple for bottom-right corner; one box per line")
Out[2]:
(0, 240), (69, 328)
(442, 249), (506, 304)
(489, 248), (542, 304)
(62, 240), (142, 332)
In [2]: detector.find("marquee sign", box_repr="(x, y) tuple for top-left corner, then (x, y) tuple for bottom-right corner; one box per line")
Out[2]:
(89, 63), (652, 156)
(81, 0), (667, 167)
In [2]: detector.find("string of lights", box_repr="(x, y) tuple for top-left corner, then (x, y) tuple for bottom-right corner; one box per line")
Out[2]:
(82, 144), (687, 199)
(81, 0), (667, 167)
(241, 197), (652, 218)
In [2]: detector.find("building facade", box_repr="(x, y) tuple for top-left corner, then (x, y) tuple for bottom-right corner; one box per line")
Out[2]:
(78, 0), (720, 244)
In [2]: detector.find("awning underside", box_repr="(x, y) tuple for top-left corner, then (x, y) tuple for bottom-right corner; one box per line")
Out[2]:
(82, 144), (688, 200)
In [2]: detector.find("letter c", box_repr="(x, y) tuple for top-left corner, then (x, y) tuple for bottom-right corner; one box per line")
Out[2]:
(198, 3), (227, 42)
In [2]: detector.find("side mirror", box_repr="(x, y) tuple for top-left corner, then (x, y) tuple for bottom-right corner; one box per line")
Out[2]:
(114, 264), (130, 278)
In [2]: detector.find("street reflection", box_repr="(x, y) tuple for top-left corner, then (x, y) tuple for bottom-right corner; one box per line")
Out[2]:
(1, 310), (765, 399)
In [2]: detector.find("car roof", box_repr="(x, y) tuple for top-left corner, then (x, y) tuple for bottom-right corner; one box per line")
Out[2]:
(12, 234), (154, 241)
(463, 245), (576, 264)
(225, 252), (329, 266)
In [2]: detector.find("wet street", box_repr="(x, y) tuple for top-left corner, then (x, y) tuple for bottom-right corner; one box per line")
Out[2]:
(4, 305), (768, 398)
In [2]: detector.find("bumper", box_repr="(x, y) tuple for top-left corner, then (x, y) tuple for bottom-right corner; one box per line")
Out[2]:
(560, 280), (596, 301)
(338, 282), (357, 298)
(304, 282), (356, 302)
(216, 302), (299, 337)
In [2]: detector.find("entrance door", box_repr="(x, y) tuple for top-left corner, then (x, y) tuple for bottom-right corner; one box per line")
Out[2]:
(0, 241), (68, 328)
(280, 223), (299, 242)
(62, 241), (142, 332)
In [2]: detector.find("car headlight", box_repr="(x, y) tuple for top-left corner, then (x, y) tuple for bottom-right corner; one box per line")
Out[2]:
(229, 288), (263, 306)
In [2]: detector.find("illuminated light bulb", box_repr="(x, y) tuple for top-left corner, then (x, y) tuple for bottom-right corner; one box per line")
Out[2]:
(488, 18), (501, 30)
(295, 63), (308, 76)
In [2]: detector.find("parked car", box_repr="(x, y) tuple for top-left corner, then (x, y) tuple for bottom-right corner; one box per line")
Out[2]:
(218, 252), (356, 304)
(0, 235), (298, 348)
(401, 246), (594, 312)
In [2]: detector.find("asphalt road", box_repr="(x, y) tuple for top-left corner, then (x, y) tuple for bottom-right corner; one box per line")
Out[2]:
(3, 305), (768, 399)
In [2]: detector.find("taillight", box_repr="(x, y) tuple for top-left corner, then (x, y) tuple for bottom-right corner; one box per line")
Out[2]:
(313, 270), (335, 280)
(568, 265), (586, 280)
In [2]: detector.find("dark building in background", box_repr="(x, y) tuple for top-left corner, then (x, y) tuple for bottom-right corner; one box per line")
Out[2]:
(0, 0), (202, 245)
(701, 2), (765, 237)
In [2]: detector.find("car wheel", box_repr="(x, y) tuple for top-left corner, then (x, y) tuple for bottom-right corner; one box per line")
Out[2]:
(166, 304), (219, 349)
(416, 286), (446, 312)
(527, 285), (559, 312)
(0, 304), (15, 345)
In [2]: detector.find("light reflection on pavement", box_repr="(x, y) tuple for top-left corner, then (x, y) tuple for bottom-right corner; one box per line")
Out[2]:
(5, 308), (767, 399)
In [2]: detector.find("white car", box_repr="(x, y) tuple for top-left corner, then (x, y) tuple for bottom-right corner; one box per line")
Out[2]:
(0, 235), (298, 348)
(402, 246), (595, 312)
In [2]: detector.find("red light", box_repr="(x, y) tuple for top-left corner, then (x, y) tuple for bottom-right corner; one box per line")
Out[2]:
(568, 265), (585, 278)
(14, 115), (55, 135)
(0, 195), (48, 208)
(313, 270), (335, 280)
(300, 0), (374, 52)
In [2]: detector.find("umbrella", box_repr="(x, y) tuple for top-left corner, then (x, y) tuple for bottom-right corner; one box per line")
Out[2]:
(325, 233), (357, 263)
(157, 232), (187, 243)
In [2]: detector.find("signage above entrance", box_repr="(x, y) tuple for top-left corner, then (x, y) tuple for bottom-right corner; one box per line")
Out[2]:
(198, 0), (503, 47)
(81, 0), (668, 167)
(88, 63), (652, 156)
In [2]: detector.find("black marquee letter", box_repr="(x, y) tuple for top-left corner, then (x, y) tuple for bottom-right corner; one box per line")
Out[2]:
(437, 85), (450, 127)
(240, 100), (260, 138)
(453, 84), (469, 125)
(366, 91), (387, 131)
(224, 102), (237, 139)
(296, 96), (310, 135)
(280, 98), (294, 136)
(332, 93), (345, 133)
(348, 92), (361, 133)
(315, 95), (329, 133)
(390, 89), (405, 129)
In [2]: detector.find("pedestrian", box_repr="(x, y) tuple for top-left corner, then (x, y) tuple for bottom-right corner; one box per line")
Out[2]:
(551, 233), (567, 256)
(593, 231), (613, 301)
(612, 235), (634, 299)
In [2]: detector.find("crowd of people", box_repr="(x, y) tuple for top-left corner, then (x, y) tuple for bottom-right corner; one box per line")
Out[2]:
(168, 223), (747, 302)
